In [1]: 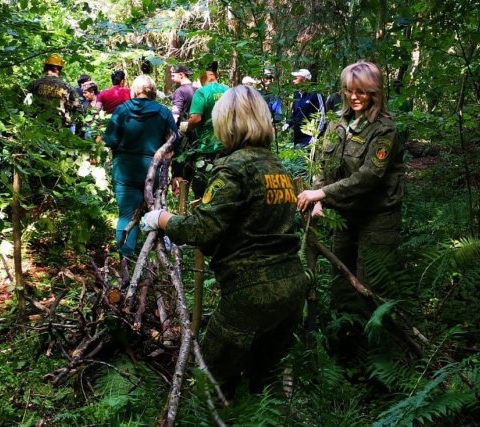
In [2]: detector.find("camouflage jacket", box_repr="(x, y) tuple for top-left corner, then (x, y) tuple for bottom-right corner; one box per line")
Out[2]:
(27, 75), (79, 125)
(314, 113), (404, 213)
(166, 146), (303, 286)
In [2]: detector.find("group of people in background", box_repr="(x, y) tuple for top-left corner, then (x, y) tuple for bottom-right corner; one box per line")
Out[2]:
(26, 55), (132, 138)
(26, 53), (336, 155)
(74, 70), (131, 114)
(26, 54), (404, 401)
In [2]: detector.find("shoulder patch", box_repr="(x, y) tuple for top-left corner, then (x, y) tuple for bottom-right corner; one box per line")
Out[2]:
(372, 142), (390, 167)
(202, 178), (225, 204)
(376, 146), (388, 160)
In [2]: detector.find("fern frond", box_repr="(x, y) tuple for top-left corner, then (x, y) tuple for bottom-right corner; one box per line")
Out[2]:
(414, 391), (475, 424)
(70, 355), (166, 426)
(373, 355), (480, 427)
(401, 233), (437, 252)
(421, 237), (480, 286)
(450, 236), (480, 269)
(373, 369), (446, 427)
(368, 356), (417, 393)
(365, 300), (398, 344)
(361, 246), (415, 302)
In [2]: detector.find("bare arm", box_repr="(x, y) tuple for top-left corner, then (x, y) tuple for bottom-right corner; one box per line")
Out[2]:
(187, 114), (202, 133)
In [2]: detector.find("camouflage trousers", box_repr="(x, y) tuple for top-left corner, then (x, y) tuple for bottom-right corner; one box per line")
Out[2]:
(202, 264), (310, 395)
(330, 207), (402, 315)
(325, 207), (402, 362)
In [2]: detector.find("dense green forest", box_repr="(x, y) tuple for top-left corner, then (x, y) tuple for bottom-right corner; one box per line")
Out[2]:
(1, 0), (480, 425)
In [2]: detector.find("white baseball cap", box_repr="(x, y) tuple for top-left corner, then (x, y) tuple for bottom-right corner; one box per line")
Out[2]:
(291, 69), (312, 80)
(242, 76), (257, 85)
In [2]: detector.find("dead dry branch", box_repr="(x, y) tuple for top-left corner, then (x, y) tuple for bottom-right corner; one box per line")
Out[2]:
(26, 138), (226, 426)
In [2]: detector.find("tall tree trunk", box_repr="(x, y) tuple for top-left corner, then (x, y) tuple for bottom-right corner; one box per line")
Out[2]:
(12, 158), (25, 316)
(164, 30), (180, 94)
(455, 36), (477, 235)
(226, 5), (240, 85)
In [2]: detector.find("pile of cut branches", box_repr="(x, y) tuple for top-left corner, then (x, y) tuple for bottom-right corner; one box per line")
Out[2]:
(25, 140), (227, 426)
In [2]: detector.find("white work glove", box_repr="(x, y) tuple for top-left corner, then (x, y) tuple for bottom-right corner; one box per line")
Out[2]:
(282, 123), (290, 131)
(140, 209), (164, 232)
(23, 93), (33, 105)
(179, 121), (188, 133)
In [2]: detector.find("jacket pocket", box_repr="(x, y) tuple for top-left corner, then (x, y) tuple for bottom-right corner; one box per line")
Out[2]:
(323, 142), (337, 158)
(344, 140), (369, 158)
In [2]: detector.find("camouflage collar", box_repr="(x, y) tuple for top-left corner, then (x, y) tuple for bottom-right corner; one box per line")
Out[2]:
(346, 113), (369, 134)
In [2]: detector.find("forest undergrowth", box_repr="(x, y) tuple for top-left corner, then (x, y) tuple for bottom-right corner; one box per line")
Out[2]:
(1, 144), (480, 427)
(2, 0), (480, 424)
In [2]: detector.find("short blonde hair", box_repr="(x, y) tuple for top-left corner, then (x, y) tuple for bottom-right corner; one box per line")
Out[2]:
(340, 61), (391, 122)
(212, 85), (274, 152)
(130, 74), (157, 100)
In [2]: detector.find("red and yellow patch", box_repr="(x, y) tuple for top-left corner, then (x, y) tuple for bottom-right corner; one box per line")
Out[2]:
(376, 146), (388, 160)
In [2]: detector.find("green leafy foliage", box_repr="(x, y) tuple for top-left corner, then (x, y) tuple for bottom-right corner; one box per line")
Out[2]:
(1, 0), (480, 425)
(66, 355), (166, 426)
(0, 328), (74, 426)
(373, 356), (480, 427)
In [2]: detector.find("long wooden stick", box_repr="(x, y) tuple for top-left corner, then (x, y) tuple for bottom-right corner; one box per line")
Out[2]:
(306, 233), (424, 356)
(126, 136), (227, 425)
(183, 197), (205, 338)
(144, 133), (175, 210)
(156, 243), (226, 426)
(125, 139), (174, 306)
(294, 177), (428, 355)
(192, 250), (204, 337)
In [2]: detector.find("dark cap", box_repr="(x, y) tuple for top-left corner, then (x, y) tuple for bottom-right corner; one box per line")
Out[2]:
(77, 74), (91, 85)
(172, 64), (193, 76)
(206, 61), (218, 72)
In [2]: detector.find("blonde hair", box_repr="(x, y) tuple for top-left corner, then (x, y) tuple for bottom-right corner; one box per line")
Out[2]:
(339, 61), (391, 122)
(212, 85), (274, 152)
(130, 74), (157, 100)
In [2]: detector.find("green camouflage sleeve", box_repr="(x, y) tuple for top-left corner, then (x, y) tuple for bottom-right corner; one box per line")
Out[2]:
(165, 163), (243, 249)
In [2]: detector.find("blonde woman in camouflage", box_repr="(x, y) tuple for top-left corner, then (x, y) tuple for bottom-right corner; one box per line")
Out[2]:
(141, 85), (310, 399)
(297, 61), (405, 364)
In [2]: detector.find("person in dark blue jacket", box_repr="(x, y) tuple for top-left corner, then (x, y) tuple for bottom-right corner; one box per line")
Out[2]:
(103, 74), (178, 259)
(283, 68), (326, 149)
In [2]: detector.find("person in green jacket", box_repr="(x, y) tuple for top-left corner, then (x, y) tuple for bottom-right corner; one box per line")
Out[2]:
(141, 85), (310, 399)
(177, 61), (228, 198)
(297, 61), (405, 362)
(103, 74), (178, 259)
